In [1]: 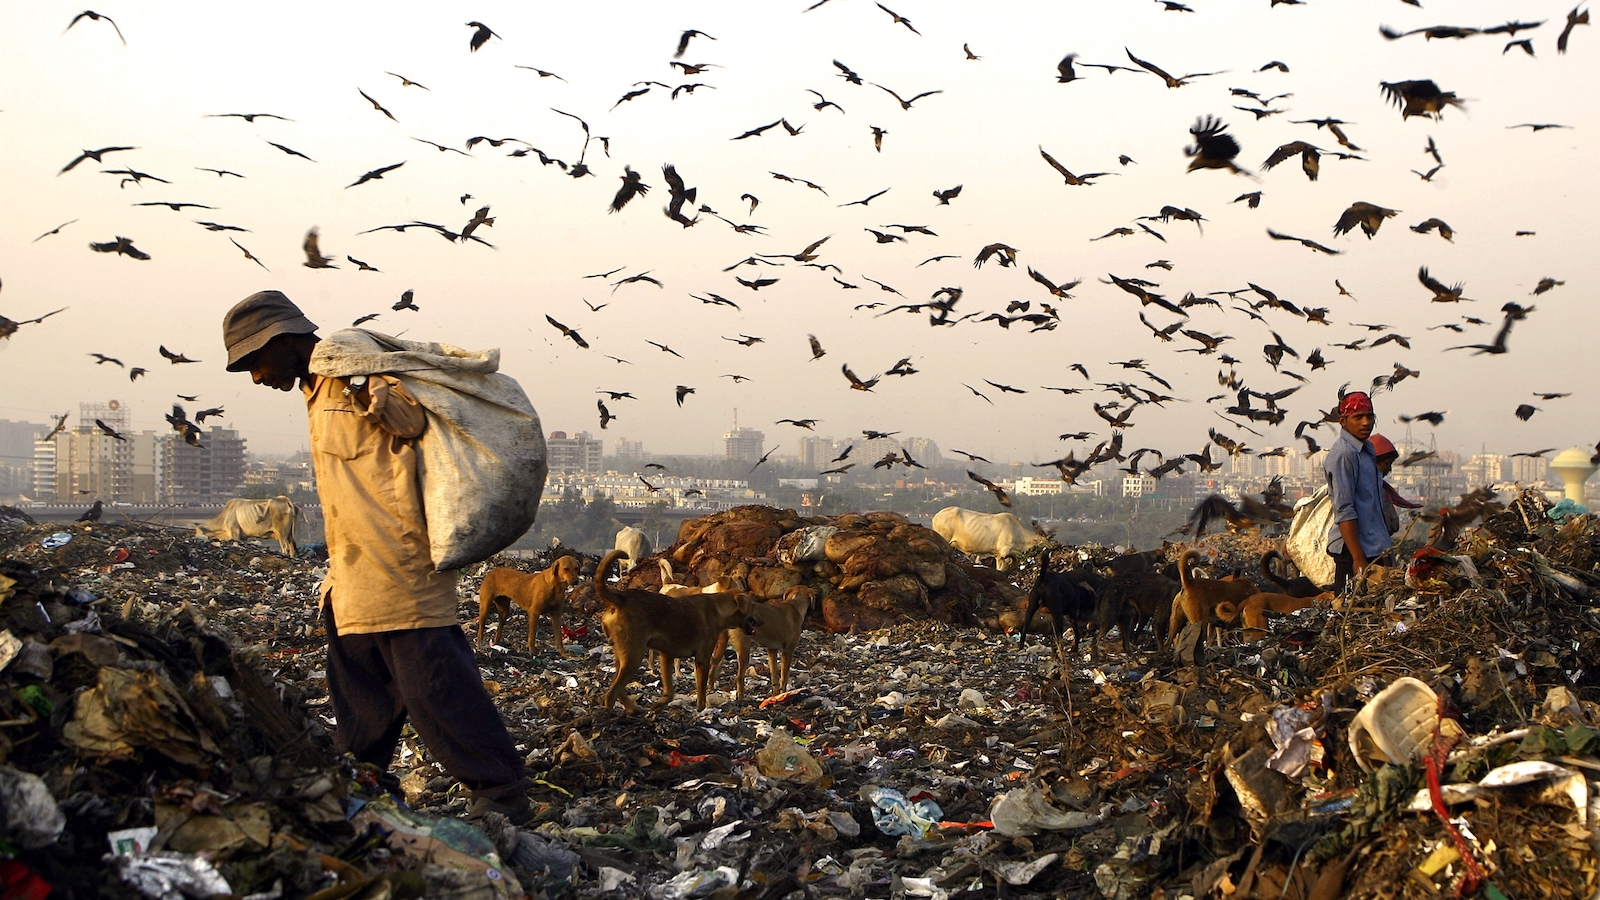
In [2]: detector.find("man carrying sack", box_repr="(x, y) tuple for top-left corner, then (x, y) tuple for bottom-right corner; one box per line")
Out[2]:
(1324, 391), (1391, 592)
(221, 290), (533, 822)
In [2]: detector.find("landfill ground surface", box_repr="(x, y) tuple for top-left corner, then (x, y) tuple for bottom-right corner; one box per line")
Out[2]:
(1, 498), (1598, 900)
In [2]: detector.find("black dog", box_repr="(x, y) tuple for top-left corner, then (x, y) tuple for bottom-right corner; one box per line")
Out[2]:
(1090, 573), (1178, 661)
(1260, 550), (1324, 598)
(1019, 547), (1100, 652)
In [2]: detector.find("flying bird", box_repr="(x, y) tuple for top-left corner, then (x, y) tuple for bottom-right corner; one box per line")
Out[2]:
(466, 21), (499, 51)
(33, 219), (79, 241)
(675, 385), (695, 406)
(386, 72), (430, 90)
(1333, 201), (1400, 238)
(159, 345), (198, 364)
(1379, 80), (1466, 120)
(1185, 116), (1247, 174)
(597, 399), (616, 430)
(933, 185), (963, 204)
(227, 237), (268, 271)
(1558, 5), (1589, 53)
(807, 334), (826, 360)
(358, 89), (397, 121)
(265, 140), (315, 162)
(347, 161), (405, 188)
(967, 471), (1012, 507)
(65, 10), (124, 44)
(1267, 229), (1341, 255)
(749, 445), (779, 473)
(302, 228), (337, 268)
(1125, 47), (1220, 88)
(546, 315), (590, 349)
(675, 29), (716, 58)
(874, 83), (941, 109)
(874, 3), (921, 34)
(206, 112), (293, 123)
(0, 307), (66, 340)
(393, 289), (419, 311)
(609, 167), (650, 213)
(1410, 218), (1454, 241)
(842, 364), (880, 391)
(1418, 267), (1471, 303)
(89, 236), (150, 260)
(59, 146), (136, 175)
(1039, 147), (1113, 186)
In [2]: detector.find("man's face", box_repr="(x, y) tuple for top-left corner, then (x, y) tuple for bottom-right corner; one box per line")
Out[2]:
(1341, 411), (1375, 442)
(245, 338), (302, 391)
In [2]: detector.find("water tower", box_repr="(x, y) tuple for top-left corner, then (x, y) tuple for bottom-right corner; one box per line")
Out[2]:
(1549, 447), (1597, 506)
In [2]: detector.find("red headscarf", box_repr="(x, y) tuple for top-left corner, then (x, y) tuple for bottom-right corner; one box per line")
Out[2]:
(1339, 391), (1374, 417)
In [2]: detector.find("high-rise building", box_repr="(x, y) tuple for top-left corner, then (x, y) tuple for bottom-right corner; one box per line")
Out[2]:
(611, 437), (645, 465)
(1462, 453), (1506, 486)
(724, 427), (765, 464)
(0, 419), (45, 499)
(547, 430), (604, 475)
(163, 426), (247, 504)
(33, 402), (140, 501)
(796, 435), (842, 469)
(906, 437), (943, 465)
(1509, 454), (1548, 484)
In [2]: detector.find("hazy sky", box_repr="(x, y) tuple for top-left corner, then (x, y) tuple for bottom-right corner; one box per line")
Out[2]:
(2, 0), (1595, 467)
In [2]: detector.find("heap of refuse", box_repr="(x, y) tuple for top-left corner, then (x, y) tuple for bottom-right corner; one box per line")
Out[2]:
(583, 506), (1024, 632)
(0, 491), (1596, 899)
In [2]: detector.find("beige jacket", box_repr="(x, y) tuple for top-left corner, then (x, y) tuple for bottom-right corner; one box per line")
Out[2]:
(305, 373), (459, 633)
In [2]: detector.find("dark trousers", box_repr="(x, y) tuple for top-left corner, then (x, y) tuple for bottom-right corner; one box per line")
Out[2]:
(324, 603), (527, 802)
(1331, 549), (1354, 593)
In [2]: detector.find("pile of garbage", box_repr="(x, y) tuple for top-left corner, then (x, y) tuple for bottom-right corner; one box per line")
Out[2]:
(589, 506), (1024, 632)
(0, 490), (1595, 899)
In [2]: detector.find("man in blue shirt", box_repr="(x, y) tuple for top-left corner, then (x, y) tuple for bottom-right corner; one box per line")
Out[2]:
(1324, 391), (1391, 590)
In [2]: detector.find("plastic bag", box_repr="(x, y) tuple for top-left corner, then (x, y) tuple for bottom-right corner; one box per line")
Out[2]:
(0, 766), (65, 849)
(1285, 485), (1336, 590)
(310, 329), (547, 571)
(775, 526), (839, 565)
(990, 784), (1105, 837)
(755, 729), (824, 784)
(862, 786), (942, 837)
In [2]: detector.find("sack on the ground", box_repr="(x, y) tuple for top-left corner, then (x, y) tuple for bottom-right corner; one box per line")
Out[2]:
(1286, 485), (1336, 589)
(310, 329), (547, 571)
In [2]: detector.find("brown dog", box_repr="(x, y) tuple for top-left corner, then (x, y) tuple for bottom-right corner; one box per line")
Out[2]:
(1169, 549), (1262, 647)
(1216, 591), (1329, 638)
(715, 585), (814, 701)
(476, 555), (581, 654)
(594, 550), (755, 711)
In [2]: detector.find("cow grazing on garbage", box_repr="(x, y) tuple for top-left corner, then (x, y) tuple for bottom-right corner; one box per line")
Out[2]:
(932, 507), (1045, 570)
(613, 525), (652, 571)
(197, 496), (298, 557)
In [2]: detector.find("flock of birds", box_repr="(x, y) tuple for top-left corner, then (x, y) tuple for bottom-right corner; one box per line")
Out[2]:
(5, 3), (1595, 509)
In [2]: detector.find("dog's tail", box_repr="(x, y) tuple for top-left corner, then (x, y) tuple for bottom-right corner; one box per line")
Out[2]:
(1177, 548), (1202, 594)
(595, 550), (630, 607)
(1259, 550), (1294, 593)
(1214, 599), (1243, 625)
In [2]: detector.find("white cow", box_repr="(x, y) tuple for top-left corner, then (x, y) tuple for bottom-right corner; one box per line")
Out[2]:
(931, 507), (1045, 571)
(198, 496), (299, 557)
(613, 525), (652, 572)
